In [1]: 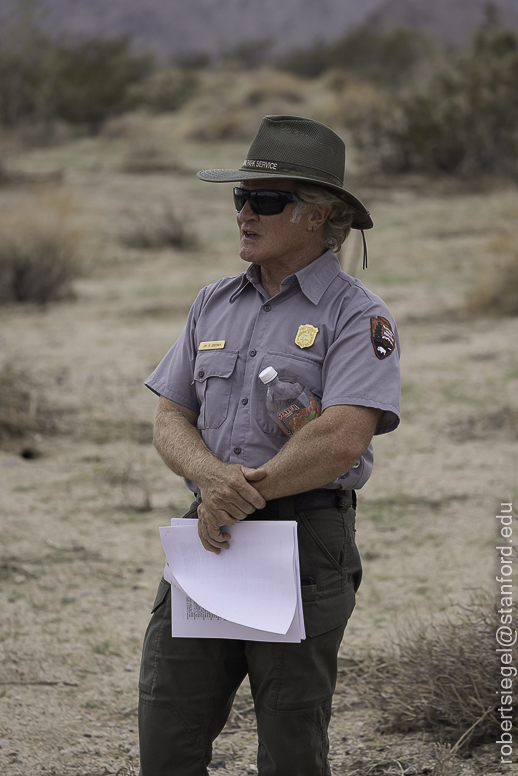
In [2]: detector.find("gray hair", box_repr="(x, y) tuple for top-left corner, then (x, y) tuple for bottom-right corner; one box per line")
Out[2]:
(290, 182), (354, 253)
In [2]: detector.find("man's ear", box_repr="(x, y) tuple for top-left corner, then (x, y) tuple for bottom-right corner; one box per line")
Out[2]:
(307, 204), (331, 232)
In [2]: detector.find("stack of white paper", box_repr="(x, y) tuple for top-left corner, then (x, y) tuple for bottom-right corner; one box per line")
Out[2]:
(159, 519), (306, 642)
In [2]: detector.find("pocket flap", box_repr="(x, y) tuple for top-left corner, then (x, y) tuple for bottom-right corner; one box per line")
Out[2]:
(193, 350), (239, 383)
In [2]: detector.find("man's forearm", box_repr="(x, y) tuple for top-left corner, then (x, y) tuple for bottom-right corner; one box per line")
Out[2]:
(252, 405), (381, 501)
(153, 398), (267, 539)
(153, 401), (219, 485)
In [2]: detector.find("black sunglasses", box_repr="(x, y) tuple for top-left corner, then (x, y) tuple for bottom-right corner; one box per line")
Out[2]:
(233, 187), (302, 216)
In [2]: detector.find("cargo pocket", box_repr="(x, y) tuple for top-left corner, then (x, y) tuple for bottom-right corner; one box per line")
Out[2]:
(193, 350), (239, 429)
(298, 507), (360, 637)
(138, 578), (171, 695)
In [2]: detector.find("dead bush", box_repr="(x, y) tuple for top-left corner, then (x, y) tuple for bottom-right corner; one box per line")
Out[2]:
(0, 363), (56, 445)
(120, 204), (198, 251)
(466, 235), (518, 317)
(358, 596), (513, 750)
(0, 194), (82, 305)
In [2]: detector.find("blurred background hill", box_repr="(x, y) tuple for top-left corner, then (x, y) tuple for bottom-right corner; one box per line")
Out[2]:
(2, 0), (518, 59)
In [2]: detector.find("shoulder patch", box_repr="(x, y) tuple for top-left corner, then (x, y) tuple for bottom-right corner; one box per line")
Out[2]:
(370, 316), (396, 359)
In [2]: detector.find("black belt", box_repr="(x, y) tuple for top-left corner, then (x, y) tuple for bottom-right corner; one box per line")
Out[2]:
(194, 489), (354, 520)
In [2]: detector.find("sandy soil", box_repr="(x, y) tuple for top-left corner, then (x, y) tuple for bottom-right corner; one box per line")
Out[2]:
(0, 117), (516, 775)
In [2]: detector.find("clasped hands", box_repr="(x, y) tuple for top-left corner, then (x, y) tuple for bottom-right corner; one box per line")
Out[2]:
(196, 463), (267, 554)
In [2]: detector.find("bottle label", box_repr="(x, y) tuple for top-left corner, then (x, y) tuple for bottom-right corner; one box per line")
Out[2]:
(276, 396), (322, 437)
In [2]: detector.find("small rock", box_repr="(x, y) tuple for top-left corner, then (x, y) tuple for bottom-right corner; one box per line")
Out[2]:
(13, 575), (26, 584)
(246, 767), (258, 774)
(124, 665), (135, 672)
(0, 739), (9, 747)
(129, 745), (140, 757)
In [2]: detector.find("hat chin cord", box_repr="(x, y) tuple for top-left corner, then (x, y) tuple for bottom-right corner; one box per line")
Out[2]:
(361, 230), (368, 270)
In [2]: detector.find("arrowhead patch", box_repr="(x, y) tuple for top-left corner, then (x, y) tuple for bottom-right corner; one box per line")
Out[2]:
(370, 316), (396, 359)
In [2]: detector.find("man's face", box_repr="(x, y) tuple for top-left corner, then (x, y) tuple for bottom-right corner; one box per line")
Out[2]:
(236, 179), (309, 268)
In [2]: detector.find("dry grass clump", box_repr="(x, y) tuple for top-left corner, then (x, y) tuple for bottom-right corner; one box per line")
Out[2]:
(120, 203), (198, 251)
(466, 234), (518, 317)
(447, 405), (518, 442)
(0, 192), (82, 305)
(0, 363), (56, 446)
(359, 597), (511, 750)
(181, 68), (309, 142)
(121, 138), (190, 175)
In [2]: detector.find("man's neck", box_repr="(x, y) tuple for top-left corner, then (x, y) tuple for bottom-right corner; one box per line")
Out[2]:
(258, 249), (326, 298)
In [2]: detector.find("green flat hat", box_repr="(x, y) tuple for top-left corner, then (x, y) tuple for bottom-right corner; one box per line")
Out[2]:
(197, 114), (373, 230)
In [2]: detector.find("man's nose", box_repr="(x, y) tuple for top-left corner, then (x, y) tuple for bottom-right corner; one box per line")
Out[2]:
(237, 198), (259, 221)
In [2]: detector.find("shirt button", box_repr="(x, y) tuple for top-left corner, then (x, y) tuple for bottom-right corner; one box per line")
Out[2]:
(263, 304), (272, 312)
(249, 350), (257, 357)
(241, 398), (248, 405)
(198, 370), (204, 378)
(233, 447), (242, 455)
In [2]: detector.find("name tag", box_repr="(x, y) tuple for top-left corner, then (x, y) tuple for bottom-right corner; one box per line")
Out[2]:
(199, 340), (226, 351)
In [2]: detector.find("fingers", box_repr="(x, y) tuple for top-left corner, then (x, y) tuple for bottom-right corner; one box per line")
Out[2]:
(199, 530), (230, 554)
(203, 472), (266, 517)
(198, 504), (232, 554)
(242, 466), (267, 482)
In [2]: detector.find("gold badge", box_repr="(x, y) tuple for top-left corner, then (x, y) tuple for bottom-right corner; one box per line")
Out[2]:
(295, 325), (319, 349)
(199, 340), (225, 351)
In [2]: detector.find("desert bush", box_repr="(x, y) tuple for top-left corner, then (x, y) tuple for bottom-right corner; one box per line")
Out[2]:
(0, 4), (153, 132)
(0, 194), (82, 304)
(120, 204), (198, 251)
(358, 596), (514, 749)
(48, 37), (153, 133)
(0, 4), (56, 127)
(128, 66), (199, 113)
(355, 25), (518, 176)
(221, 39), (273, 70)
(277, 26), (432, 85)
(466, 235), (518, 317)
(0, 363), (56, 444)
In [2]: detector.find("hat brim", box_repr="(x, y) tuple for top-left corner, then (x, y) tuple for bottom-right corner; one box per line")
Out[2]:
(197, 168), (373, 230)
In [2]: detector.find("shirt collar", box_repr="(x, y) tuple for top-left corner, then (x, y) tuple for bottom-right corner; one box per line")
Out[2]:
(229, 250), (341, 306)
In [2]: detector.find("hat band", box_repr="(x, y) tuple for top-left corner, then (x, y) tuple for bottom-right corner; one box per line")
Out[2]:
(239, 158), (343, 187)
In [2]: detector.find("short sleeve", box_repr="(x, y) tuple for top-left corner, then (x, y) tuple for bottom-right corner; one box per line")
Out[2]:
(321, 298), (401, 435)
(145, 288), (206, 412)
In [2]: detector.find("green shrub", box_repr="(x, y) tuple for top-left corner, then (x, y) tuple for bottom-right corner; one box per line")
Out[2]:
(0, 4), (56, 126)
(49, 37), (153, 132)
(0, 4), (153, 132)
(277, 26), (432, 85)
(355, 26), (518, 176)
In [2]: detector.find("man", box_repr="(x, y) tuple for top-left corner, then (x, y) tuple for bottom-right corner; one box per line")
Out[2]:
(139, 115), (401, 776)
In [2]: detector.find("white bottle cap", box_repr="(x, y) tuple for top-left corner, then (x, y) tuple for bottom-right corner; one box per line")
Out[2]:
(259, 366), (278, 384)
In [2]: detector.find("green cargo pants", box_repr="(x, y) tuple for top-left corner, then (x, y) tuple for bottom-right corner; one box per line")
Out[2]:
(138, 492), (361, 776)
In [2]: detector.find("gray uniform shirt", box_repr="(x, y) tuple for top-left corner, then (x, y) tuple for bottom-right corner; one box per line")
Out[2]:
(146, 250), (401, 494)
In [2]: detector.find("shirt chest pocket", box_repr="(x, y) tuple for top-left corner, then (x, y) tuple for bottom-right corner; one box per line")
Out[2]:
(193, 350), (239, 429)
(257, 352), (323, 437)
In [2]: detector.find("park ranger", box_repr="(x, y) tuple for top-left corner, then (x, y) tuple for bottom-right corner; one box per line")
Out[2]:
(138, 115), (401, 776)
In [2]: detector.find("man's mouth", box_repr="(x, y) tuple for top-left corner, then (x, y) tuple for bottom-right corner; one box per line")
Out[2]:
(243, 230), (259, 238)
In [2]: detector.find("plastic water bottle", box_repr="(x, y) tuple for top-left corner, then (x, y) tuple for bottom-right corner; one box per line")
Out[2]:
(259, 366), (321, 437)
